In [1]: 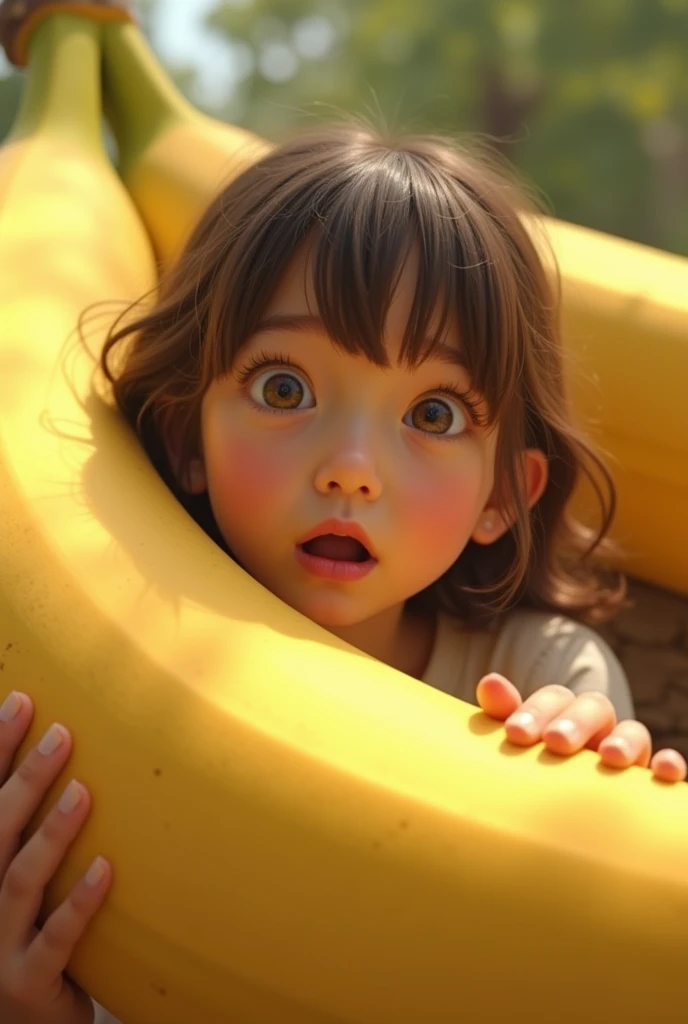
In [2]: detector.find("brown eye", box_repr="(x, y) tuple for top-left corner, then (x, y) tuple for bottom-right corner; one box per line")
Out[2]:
(406, 397), (467, 437)
(263, 373), (302, 408)
(250, 370), (313, 410)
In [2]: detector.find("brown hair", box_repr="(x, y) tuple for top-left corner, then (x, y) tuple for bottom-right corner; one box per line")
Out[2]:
(100, 122), (625, 627)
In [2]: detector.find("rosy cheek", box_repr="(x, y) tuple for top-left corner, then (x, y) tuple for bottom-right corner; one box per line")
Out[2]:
(207, 432), (293, 511)
(399, 465), (483, 563)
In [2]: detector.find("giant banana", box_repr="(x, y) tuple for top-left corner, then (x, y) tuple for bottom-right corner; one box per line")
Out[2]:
(99, 15), (688, 599)
(2, 7), (688, 1024)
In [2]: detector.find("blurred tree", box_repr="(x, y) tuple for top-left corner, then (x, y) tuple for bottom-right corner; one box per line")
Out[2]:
(206, 0), (688, 255)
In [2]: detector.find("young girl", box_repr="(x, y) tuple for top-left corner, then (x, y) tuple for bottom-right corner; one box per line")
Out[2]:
(0, 124), (685, 1024)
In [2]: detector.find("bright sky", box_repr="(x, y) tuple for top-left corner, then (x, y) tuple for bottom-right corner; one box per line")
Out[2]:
(146, 0), (238, 104)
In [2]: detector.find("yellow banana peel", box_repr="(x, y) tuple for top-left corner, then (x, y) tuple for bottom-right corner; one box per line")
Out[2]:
(538, 216), (688, 594)
(1, 11), (688, 1024)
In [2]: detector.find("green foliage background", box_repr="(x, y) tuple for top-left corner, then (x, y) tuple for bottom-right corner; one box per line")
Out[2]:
(1, 0), (686, 255)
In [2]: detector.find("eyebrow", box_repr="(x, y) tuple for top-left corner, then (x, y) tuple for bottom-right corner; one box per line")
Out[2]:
(252, 313), (467, 369)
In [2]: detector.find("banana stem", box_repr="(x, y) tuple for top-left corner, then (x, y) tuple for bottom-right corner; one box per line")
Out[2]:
(7, 14), (103, 152)
(101, 21), (193, 174)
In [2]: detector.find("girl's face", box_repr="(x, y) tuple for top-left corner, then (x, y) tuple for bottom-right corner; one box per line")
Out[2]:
(188, 249), (536, 630)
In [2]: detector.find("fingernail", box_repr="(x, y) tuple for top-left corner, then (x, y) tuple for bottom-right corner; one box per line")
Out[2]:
(85, 856), (108, 888)
(58, 779), (84, 814)
(548, 719), (579, 743)
(0, 691), (23, 723)
(508, 711), (536, 733)
(38, 723), (66, 756)
(604, 738), (631, 761)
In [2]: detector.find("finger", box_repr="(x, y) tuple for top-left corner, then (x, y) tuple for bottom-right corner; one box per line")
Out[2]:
(23, 855), (112, 985)
(0, 692), (34, 782)
(475, 673), (523, 720)
(503, 685), (577, 746)
(542, 692), (617, 756)
(0, 723), (73, 880)
(597, 720), (652, 769)
(650, 748), (688, 784)
(0, 778), (91, 949)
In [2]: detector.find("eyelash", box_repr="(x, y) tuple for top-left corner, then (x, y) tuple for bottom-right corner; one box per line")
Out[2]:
(235, 350), (300, 387)
(235, 351), (486, 431)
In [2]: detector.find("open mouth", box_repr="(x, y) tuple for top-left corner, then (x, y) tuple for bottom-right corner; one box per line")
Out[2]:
(295, 520), (378, 580)
(299, 534), (372, 563)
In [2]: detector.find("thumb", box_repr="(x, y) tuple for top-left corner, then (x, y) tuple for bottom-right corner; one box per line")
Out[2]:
(476, 673), (523, 720)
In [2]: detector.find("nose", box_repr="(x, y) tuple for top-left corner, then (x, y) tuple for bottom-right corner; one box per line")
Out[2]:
(313, 437), (383, 501)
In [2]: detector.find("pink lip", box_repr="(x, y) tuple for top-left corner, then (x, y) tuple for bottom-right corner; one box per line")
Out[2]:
(297, 518), (378, 560)
(295, 547), (377, 581)
(295, 518), (378, 582)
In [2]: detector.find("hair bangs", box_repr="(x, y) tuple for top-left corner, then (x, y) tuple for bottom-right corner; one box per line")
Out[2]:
(201, 135), (526, 431)
(307, 146), (526, 427)
(308, 150), (419, 366)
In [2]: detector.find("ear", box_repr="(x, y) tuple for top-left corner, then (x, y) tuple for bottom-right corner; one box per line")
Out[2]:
(472, 448), (548, 545)
(163, 422), (208, 495)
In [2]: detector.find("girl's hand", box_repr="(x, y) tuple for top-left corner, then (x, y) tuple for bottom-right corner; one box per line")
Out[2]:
(0, 691), (112, 1024)
(476, 674), (687, 784)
